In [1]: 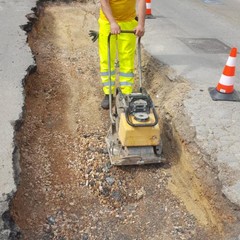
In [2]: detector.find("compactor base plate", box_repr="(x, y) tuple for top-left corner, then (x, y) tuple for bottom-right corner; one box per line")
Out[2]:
(105, 129), (163, 166)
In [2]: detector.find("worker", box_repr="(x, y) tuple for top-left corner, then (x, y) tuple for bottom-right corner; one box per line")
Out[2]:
(99, 0), (146, 109)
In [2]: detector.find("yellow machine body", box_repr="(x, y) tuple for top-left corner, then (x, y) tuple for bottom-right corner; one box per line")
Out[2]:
(118, 113), (161, 147)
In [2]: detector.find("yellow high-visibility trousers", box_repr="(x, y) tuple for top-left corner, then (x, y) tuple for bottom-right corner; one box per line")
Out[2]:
(98, 18), (138, 95)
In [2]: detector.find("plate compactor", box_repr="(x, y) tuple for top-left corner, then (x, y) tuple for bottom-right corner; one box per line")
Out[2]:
(105, 31), (163, 166)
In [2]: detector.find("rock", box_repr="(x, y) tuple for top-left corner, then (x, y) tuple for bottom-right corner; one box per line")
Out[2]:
(25, 13), (38, 21)
(82, 233), (89, 240)
(111, 191), (122, 202)
(135, 187), (146, 200)
(100, 186), (110, 197)
(106, 177), (115, 186)
(47, 216), (56, 225)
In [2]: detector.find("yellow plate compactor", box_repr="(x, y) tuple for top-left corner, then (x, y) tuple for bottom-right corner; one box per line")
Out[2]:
(105, 31), (163, 166)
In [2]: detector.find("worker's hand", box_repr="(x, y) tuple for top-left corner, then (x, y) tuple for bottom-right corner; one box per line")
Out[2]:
(110, 22), (121, 35)
(135, 24), (145, 37)
(89, 30), (99, 42)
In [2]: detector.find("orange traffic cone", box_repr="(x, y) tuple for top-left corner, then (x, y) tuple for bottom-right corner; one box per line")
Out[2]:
(209, 47), (240, 101)
(145, 0), (154, 19)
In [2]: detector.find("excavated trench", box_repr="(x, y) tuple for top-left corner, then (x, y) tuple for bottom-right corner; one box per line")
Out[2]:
(6, 1), (240, 239)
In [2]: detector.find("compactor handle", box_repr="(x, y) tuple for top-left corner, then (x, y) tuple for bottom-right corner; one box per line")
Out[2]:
(107, 30), (143, 89)
(119, 30), (136, 34)
(107, 30), (140, 43)
(107, 30), (143, 127)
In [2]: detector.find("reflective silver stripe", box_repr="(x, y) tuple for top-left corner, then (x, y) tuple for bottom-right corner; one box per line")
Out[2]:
(119, 82), (133, 86)
(103, 82), (116, 87)
(100, 70), (116, 76)
(119, 72), (134, 77)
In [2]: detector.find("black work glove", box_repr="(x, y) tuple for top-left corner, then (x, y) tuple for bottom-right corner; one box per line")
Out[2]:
(89, 30), (99, 42)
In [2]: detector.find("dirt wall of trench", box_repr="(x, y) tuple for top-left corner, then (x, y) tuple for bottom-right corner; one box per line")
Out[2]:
(141, 53), (240, 236)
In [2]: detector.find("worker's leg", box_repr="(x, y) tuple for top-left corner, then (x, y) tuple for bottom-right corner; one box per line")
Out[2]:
(98, 18), (117, 95)
(117, 20), (138, 94)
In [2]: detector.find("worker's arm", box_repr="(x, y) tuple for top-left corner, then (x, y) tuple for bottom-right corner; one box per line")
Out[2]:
(135, 0), (146, 37)
(100, 0), (121, 34)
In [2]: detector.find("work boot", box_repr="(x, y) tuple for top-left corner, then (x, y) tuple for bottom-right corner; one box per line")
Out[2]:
(101, 94), (113, 110)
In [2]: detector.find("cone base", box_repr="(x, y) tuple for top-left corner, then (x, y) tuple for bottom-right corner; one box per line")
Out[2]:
(208, 87), (240, 102)
(145, 14), (155, 19)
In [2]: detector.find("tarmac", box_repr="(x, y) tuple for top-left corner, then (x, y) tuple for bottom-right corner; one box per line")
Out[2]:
(1, 0), (240, 238)
(0, 0), (35, 238)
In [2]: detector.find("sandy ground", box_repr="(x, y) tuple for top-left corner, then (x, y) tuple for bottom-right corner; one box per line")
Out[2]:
(9, 2), (240, 240)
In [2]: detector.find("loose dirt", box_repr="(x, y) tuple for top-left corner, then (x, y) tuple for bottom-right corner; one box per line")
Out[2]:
(9, 1), (240, 240)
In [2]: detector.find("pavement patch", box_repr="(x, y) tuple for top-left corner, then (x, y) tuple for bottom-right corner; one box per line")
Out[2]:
(179, 38), (231, 54)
